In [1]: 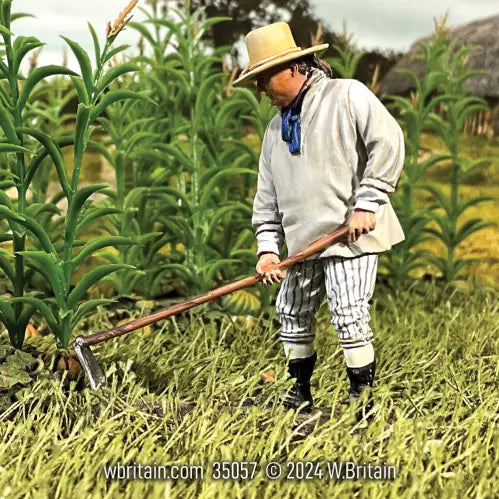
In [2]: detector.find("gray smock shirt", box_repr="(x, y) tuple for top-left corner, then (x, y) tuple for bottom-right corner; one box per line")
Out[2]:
(252, 68), (405, 259)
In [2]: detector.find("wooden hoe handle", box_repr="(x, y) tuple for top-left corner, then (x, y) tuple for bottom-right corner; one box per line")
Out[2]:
(80, 225), (349, 347)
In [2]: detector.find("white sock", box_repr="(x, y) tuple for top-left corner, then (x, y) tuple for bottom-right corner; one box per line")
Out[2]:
(343, 343), (375, 368)
(284, 342), (315, 360)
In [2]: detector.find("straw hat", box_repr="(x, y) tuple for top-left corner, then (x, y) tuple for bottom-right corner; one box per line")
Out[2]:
(232, 22), (329, 87)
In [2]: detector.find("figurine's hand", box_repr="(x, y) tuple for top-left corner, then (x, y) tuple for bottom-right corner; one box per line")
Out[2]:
(256, 253), (286, 285)
(348, 209), (376, 242)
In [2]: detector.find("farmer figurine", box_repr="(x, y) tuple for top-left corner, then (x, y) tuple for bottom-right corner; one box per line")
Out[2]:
(233, 22), (405, 419)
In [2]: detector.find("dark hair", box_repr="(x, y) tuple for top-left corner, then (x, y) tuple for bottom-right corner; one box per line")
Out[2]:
(291, 54), (334, 79)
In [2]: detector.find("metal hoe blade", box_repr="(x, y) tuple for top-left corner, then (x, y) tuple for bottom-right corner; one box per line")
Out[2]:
(74, 336), (106, 390)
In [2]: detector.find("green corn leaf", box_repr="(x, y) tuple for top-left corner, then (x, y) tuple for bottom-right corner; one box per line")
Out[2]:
(17, 126), (71, 196)
(90, 90), (154, 121)
(72, 298), (114, 328)
(206, 203), (252, 242)
(67, 264), (135, 308)
(195, 16), (231, 37)
(417, 154), (451, 176)
(0, 143), (30, 154)
(94, 250), (119, 264)
(0, 0), (12, 30)
(0, 201), (24, 237)
(61, 36), (93, 98)
(65, 183), (109, 243)
(230, 249), (257, 260)
(12, 36), (45, 74)
(124, 131), (156, 156)
(452, 258), (479, 276)
(0, 189), (13, 208)
(0, 254), (14, 281)
(17, 65), (77, 111)
(0, 299), (16, 331)
(74, 207), (121, 237)
(0, 103), (18, 144)
(25, 135), (74, 188)
(424, 255), (446, 273)
(26, 203), (60, 219)
(128, 22), (155, 45)
(87, 139), (114, 164)
(122, 187), (151, 209)
(458, 157), (490, 173)
(194, 72), (222, 120)
(150, 187), (192, 213)
(72, 236), (139, 267)
(159, 264), (194, 283)
(11, 13), (35, 23)
(16, 251), (67, 307)
(231, 229), (255, 251)
(157, 219), (187, 246)
(0, 24), (11, 38)
(0, 206), (56, 254)
(203, 259), (239, 284)
(456, 196), (496, 217)
(71, 103), (91, 192)
(146, 18), (181, 34)
(97, 63), (138, 93)
(87, 22), (101, 68)
(419, 185), (451, 213)
(102, 44), (131, 65)
(71, 76), (89, 104)
(199, 168), (257, 207)
(10, 296), (60, 337)
(424, 227), (446, 244)
(167, 216), (195, 245)
(455, 219), (494, 243)
(158, 143), (193, 171)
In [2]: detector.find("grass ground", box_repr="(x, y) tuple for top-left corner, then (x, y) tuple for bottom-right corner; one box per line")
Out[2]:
(0, 282), (497, 497)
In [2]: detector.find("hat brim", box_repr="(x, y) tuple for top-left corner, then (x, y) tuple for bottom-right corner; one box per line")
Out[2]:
(232, 43), (329, 87)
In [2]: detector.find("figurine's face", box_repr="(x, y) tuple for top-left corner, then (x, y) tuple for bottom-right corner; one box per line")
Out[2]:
(256, 62), (303, 107)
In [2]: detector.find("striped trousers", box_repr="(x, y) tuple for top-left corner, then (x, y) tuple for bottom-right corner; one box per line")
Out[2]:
(275, 254), (378, 352)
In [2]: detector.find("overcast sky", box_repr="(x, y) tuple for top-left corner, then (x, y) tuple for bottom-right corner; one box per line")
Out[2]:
(13, 0), (499, 71)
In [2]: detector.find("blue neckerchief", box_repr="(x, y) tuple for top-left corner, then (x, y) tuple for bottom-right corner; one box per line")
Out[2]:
(281, 80), (311, 155)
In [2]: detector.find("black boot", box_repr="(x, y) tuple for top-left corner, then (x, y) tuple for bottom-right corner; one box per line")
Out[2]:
(281, 352), (317, 412)
(343, 359), (376, 421)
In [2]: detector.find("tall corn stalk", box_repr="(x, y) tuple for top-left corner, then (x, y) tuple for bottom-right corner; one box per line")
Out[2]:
(123, 2), (261, 301)
(423, 42), (494, 281)
(381, 21), (452, 282)
(0, 1), (152, 348)
(0, 1), (76, 348)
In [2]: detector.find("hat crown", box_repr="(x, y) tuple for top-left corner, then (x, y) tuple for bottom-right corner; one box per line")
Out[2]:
(245, 22), (299, 67)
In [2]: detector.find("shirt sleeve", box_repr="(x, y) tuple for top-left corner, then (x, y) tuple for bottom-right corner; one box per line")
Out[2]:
(251, 125), (284, 257)
(348, 80), (405, 195)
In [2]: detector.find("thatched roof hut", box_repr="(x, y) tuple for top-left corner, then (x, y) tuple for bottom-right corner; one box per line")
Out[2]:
(380, 14), (499, 99)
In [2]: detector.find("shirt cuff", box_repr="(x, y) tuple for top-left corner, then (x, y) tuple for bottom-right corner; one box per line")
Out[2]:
(355, 185), (390, 213)
(354, 198), (379, 213)
(256, 241), (281, 257)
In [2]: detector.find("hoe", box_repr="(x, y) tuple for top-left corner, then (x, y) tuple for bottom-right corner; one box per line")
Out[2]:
(73, 226), (349, 389)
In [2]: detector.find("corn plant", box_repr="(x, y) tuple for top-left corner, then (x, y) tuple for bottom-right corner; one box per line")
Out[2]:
(381, 24), (452, 282)
(89, 95), (166, 297)
(325, 22), (365, 79)
(422, 42), (495, 281)
(114, 2), (262, 301)
(0, 1), (78, 348)
(0, 1), (152, 348)
(23, 76), (76, 204)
